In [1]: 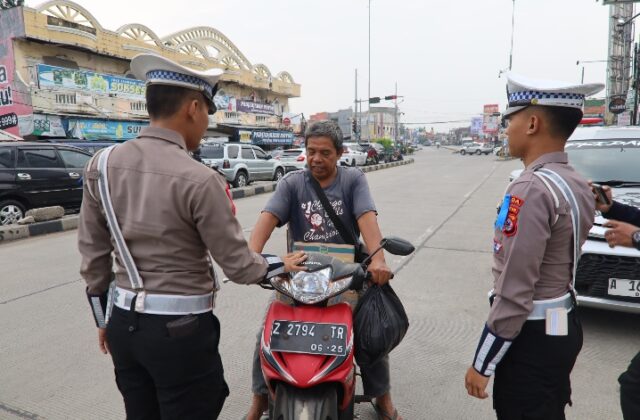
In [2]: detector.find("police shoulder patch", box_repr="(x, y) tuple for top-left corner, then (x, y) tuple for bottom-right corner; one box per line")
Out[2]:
(503, 195), (524, 237)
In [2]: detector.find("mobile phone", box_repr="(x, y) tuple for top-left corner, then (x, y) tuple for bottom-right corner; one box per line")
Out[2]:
(592, 183), (611, 206)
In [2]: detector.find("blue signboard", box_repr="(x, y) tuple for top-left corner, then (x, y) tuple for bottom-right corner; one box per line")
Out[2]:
(252, 130), (294, 146)
(67, 118), (148, 140)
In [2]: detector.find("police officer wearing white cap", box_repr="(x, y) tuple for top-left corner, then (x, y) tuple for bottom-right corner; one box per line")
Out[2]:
(78, 54), (306, 419)
(464, 73), (604, 419)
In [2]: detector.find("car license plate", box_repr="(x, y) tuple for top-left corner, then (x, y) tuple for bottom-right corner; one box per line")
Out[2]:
(608, 278), (640, 298)
(270, 321), (348, 357)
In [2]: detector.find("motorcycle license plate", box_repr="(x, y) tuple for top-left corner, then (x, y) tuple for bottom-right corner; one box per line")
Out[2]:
(270, 320), (348, 357)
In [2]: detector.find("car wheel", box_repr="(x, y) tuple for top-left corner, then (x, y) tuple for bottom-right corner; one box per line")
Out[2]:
(460, 149), (466, 155)
(475, 149), (482, 155)
(0, 200), (26, 226)
(273, 168), (284, 182)
(233, 171), (248, 188)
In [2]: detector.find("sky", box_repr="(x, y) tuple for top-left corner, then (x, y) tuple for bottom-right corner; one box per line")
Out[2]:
(25, 0), (614, 130)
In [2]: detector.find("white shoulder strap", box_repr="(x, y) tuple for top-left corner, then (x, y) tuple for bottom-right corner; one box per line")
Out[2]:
(533, 168), (581, 290)
(97, 146), (144, 292)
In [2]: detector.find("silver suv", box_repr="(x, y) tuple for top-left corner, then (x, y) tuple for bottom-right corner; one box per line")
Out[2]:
(199, 143), (285, 188)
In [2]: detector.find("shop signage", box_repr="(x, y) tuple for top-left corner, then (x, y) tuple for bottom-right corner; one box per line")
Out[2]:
(0, 112), (17, 130)
(37, 64), (146, 99)
(32, 114), (66, 137)
(67, 118), (148, 140)
(252, 130), (294, 146)
(236, 100), (275, 115)
(609, 95), (627, 115)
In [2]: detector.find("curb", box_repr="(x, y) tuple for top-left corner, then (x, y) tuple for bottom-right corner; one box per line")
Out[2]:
(0, 158), (414, 244)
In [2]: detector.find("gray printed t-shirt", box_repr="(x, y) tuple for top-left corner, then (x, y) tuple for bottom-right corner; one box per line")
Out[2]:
(263, 167), (377, 245)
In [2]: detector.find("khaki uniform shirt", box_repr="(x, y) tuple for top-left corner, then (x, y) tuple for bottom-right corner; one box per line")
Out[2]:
(78, 127), (268, 296)
(488, 152), (595, 339)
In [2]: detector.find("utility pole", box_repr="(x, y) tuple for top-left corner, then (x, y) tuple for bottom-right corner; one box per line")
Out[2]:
(394, 82), (399, 144)
(354, 68), (359, 141)
(368, 0), (372, 141)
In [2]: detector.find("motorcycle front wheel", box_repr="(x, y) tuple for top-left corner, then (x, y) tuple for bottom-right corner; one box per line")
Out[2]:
(270, 383), (353, 420)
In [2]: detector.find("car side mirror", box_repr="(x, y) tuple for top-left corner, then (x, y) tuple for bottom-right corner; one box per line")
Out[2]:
(266, 155), (272, 160)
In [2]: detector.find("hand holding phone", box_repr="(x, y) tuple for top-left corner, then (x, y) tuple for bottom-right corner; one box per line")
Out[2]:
(592, 183), (612, 206)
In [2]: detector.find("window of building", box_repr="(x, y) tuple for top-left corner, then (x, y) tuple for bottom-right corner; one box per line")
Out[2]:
(130, 102), (147, 112)
(256, 115), (269, 124)
(55, 94), (77, 105)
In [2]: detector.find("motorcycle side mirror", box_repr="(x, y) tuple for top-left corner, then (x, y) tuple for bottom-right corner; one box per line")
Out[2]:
(360, 236), (415, 267)
(380, 236), (415, 256)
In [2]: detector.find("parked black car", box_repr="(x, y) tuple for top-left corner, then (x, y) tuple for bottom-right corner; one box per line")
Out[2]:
(0, 142), (93, 225)
(44, 140), (119, 155)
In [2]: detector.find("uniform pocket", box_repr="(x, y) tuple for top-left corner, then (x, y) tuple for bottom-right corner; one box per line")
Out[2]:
(166, 315), (199, 338)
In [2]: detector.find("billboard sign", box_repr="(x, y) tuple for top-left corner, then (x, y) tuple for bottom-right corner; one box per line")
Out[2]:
(483, 104), (500, 134)
(470, 116), (483, 135)
(37, 64), (146, 99)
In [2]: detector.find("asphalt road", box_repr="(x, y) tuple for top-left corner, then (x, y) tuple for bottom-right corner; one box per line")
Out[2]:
(1, 148), (638, 420)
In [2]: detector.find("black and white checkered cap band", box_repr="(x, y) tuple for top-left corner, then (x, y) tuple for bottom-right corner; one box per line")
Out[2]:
(508, 90), (585, 109)
(146, 70), (214, 101)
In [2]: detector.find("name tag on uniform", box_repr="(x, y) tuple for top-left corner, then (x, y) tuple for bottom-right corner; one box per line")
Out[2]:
(545, 308), (568, 336)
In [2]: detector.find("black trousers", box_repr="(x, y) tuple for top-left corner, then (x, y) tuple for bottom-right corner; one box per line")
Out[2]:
(106, 306), (229, 420)
(620, 350), (640, 420)
(493, 311), (583, 420)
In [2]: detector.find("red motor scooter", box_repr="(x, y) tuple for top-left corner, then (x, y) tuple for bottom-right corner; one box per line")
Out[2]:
(259, 237), (415, 420)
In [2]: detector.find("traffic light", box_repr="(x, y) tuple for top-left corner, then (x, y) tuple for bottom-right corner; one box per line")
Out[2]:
(352, 119), (357, 132)
(368, 97), (381, 104)
(384, 95), (398, 100)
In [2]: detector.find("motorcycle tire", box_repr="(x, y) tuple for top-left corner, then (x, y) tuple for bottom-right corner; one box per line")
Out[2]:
(271, 383), (340, 420)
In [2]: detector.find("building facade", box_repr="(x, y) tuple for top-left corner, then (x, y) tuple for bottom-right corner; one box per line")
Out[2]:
(0, 1), (300, 146)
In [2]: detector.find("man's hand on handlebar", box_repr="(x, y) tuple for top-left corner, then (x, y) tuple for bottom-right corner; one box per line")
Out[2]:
(282, 251), (308, 273)
(368, 259), (393, 285)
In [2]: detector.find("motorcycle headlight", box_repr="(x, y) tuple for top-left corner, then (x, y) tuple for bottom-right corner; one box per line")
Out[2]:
(271, 268), (353, 304)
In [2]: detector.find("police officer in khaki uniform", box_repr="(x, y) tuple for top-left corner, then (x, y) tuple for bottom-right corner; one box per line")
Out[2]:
(78, 54), (305, 420)
(464, 73), (603, 419)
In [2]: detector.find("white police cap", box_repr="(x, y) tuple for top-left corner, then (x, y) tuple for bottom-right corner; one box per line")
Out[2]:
(504, 72), (604, 117)
(130, 54), (224, 104)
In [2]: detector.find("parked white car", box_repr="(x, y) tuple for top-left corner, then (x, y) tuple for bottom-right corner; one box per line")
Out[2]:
(508, 126), (640, 313)
(278, 148), (307, 172)
(460, 142), (493, 155)
(340, 142), (368, 166)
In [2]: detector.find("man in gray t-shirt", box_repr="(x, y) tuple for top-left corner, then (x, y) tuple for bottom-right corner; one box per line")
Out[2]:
(264, 165), (376, 246)
(244, 121), (403, 420)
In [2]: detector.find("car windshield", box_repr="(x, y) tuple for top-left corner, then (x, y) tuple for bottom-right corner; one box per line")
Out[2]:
(566, 139), (640, 184)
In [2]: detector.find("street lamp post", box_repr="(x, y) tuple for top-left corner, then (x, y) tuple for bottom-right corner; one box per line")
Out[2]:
(576, 60), (608, 84)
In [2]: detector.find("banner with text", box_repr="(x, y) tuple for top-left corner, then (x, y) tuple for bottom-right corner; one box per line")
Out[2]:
(37, 64), (146, 99)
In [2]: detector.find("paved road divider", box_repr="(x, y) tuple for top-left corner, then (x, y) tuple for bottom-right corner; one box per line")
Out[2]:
(0, 159), (414, 243)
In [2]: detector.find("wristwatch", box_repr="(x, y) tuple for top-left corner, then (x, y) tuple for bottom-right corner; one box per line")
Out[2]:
(632, 230), (640, 251)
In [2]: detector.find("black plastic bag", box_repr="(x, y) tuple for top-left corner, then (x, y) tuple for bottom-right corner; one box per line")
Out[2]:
(353, 283), (409, 367)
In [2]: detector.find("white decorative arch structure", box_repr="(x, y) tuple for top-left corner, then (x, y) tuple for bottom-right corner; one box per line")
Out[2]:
(177, 41), (210, 60)
(162, 26), (252, 70)
(117, 23), (163, 47)
(276, 71), (295, 84)
(252, 64), (272, 79)
(36, 0), (103, 31)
